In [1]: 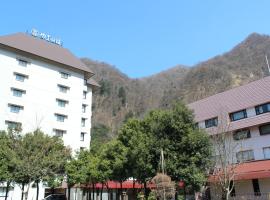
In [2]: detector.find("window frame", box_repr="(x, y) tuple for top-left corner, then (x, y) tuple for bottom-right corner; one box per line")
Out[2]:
(233, 129), (251, 140)
(14, 72), (28, 82)
(11, 88), (26, 97)
(53, 129), (66, 137)
(55, 114), (67, 122)
(263, 146), (270, 159)
(230, 109), (247, 121)
(81, 118), (87, 127)
(80, 132), (86, 141)
(236, 149), (255, 162)
(60, 71), (70, 79)
(255, 103), (270, 115)
(56, 99), (68, 107)
(5, 120), (22, 130)
(83, 91), (87, 99)
(8, 104), (23, 113)
(57, 84), (69, 93)
(259, 123), (270, 136)
(205, 117), (218, 128)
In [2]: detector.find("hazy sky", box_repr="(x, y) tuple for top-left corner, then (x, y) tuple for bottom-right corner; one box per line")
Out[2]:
(1, 0), (270, 78)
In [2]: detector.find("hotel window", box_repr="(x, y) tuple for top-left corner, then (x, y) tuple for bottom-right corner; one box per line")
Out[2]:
(255, 103), (270, 115)
(56, 99), (68, 107)
(83, 91), (87, 99)
(11, 88), (26, 97)
(205, 117), (218, 128)
(5, 120), (21, 130)
(18, 59), (28, 67)
(8, 104), (23, 113)
(236, 150), (254, 162)
(263, 147), (270, 159)
(54, 129), (66, 137)
(259, 123), (270, 135)
(58, 84), (69, 93)
(14, 72), (28, 82)
(55, 114), (67, 122)
(82, 104), (87, 113)
(80, 132), (86, 141)
(81, 118), (86, 127)
(60, 71), (70, 79)
(230, 109), (247, 121)
(233, 129), (251, 140)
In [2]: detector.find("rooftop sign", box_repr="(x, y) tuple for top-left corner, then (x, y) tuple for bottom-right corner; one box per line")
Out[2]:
(30, 28), (63, 46)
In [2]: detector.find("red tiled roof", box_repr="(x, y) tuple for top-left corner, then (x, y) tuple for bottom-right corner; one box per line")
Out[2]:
(0, 33), (93, 77)
(209, 160), (270, 182)
(188, 77), (270, 122)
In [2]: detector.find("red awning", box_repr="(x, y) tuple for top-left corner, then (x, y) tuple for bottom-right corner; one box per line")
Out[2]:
(209, 160), (270, 182)
(64, 180), (184, 189)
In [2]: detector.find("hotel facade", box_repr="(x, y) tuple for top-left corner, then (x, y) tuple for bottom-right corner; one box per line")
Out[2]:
(188, 76), (270, 199)
(0, 32), (98, 200)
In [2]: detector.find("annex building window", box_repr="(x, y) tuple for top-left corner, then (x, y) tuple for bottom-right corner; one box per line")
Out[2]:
(14, 72), (28, 82)
(56, 99), (68, 107)
(80, 132), (86, 141)
(233, 129), (251, 140)
(53, 129), (66, 137)
(55, 114), (67, 122)
(8, 104), (23, 113)
(259, 124), (270, 136)
(263, 147), (270, 159)
(255, 103), (270, 115)
(58, 84), (69, 93)
(236, 150), (254, 162)
(11, 88), (26, 97)
(205, 117), (218, 128)
(60, 71), (70, 79)
(230, 109), (247, 121)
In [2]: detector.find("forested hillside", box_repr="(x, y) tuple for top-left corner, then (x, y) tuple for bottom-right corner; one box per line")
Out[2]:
(83, 33), (270, 144)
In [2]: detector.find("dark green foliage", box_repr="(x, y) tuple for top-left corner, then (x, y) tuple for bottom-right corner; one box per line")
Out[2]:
(91, 124), (111, 152)
(0, 130), (71, 200)
(117, 102), (212, 191)
(118, 87), (127, 106)
(99, 80), (112, 96)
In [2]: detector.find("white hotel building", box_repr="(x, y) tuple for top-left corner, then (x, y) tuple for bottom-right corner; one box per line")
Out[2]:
(0, 32), (98, 199)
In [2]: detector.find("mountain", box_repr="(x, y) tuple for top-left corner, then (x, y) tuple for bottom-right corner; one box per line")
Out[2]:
(82, 33), (270, 143)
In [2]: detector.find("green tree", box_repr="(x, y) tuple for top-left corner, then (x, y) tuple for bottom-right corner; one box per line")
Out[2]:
(100, 140), (128, 200)
(118, 119), (155, 193)
(144, 102), (212, 192)
(15, 130), (71, 200)
(0, 131), (20, 200)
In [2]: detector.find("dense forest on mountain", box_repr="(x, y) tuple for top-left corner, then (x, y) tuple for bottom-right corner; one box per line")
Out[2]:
(83, 33), (270, 144)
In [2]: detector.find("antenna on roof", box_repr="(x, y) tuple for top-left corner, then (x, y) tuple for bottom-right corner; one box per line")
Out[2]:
(265, 55), (270, 75)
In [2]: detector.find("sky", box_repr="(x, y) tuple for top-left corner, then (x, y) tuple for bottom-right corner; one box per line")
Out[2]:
(1, 0), (270, 78)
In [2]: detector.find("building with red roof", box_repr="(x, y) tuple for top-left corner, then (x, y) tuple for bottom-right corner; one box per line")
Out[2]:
(188, 76), (270, 198)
